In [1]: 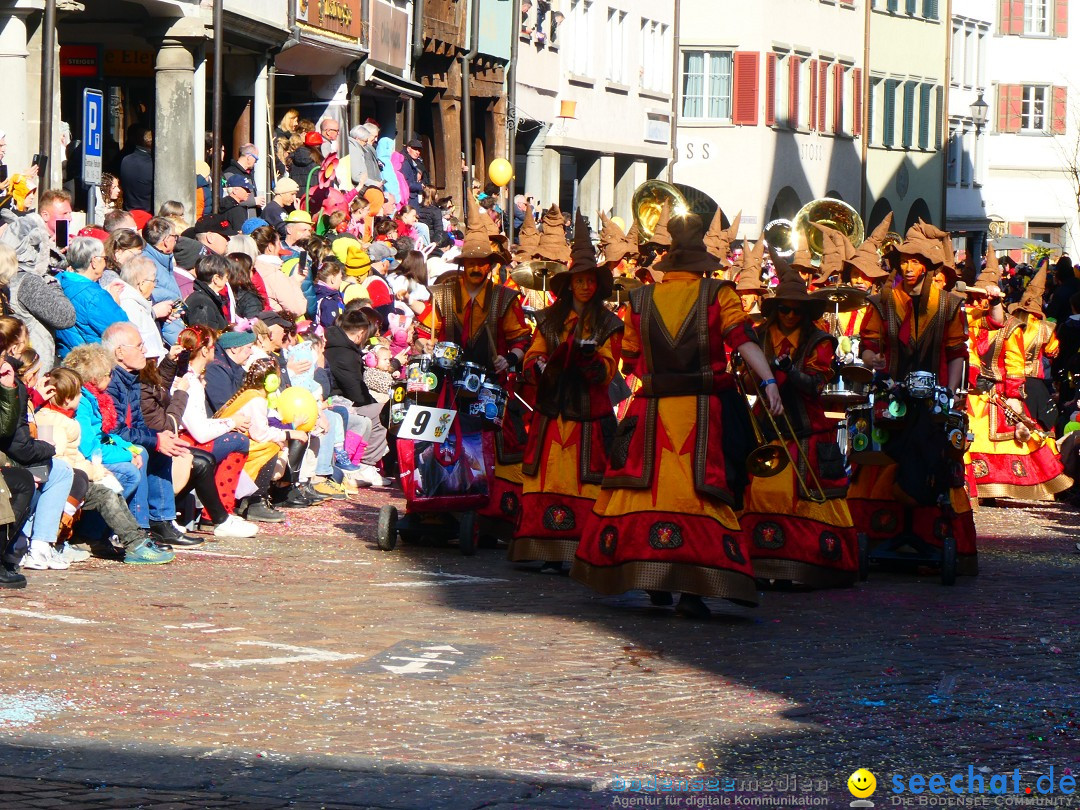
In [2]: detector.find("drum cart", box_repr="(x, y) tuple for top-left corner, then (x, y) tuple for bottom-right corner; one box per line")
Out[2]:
(376, 344), (505, 556)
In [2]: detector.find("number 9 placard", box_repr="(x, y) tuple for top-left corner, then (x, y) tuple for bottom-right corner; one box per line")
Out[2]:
(399, 405), (457, 443)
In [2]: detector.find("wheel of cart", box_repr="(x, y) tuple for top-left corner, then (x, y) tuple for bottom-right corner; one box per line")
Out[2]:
(940, 535), (957, 586)
(377, 504), (398, 551)
(856, 532), (870, 582)
(457, 510), (478, 556)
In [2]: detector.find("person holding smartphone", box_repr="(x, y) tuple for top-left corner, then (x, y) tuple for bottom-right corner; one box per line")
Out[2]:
(38, 189), (73, 248)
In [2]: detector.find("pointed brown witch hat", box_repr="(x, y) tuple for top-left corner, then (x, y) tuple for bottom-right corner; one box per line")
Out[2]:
(704, 208), (742, 264)
(550, 210), (614, 299)
(735, 239), (766, 293)
(812, 222), (857, 285)
(643, 201), (672, 248)
(1011, 263), (1049, 317)
(517, 203), (541, 253)
(533, 204), (571, 264)
(598, 211), (633, 264)
(844, 211), (892, 280)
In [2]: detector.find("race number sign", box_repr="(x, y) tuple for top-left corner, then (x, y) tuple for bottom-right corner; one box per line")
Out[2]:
(399, 405), (457, 443)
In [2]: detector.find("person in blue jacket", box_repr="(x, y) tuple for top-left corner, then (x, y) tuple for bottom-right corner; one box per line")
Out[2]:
(54, 237), (130, 359)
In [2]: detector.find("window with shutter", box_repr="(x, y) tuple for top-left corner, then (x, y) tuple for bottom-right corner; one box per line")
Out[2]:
(765, 53), (778, 126)
(918, 84), (933, 149)
(789, 57), (801, 128)
(818, 61), (829, 133)
(905, 0), (917, 14)
(996, 84), (1023, 132)
(833, 63), (845, 134)
(809, 59), (818, 131)
(922, 0), (939, 18)
(852, 68), (863, 137)
(1054, 0), (1068, 36)
(999, 0), (1025, 34)
(732, 51), (760, 126)
(887, 0), (899, 12)
(902, 81), (916, 148)
(1052, 85), (1067, 134)
(883, 79), (896, 147)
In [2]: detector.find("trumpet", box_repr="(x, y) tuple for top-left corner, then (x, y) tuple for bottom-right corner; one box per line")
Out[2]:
(733, 355), (829, 503)
(986, 389), (1047, 443)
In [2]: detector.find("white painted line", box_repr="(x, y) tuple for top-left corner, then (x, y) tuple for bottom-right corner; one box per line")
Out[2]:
(317, 560), (374, 565)
(373, 573), (509, 587)
(201, 627), (243, 633)
(170, 549), (260, 559)
(0, 608), (96, 625)
(191, 640), (362, 669)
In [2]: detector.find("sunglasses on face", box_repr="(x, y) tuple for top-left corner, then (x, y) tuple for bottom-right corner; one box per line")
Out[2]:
(776, 305), (801, 315)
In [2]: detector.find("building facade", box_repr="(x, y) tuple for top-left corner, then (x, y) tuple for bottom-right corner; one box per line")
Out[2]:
(513, 0), (676, 231)
(673, 0), (866, 239)
(982, 0), (1074, 257)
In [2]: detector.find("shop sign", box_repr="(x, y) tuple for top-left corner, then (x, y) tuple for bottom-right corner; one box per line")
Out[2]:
(104, 50), (154, 78)
(370, 0), (409, 71)
(60, 45), (98, 78)
(295, 0), (364, 41)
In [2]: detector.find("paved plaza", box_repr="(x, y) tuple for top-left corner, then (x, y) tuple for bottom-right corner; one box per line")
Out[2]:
(0, 491), (1078, 808)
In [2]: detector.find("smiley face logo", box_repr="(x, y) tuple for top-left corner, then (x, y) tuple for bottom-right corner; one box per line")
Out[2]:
(848, 769), (876, 799)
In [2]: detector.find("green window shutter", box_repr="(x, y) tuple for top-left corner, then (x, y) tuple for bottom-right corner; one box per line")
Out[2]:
(883, 79), (897, 147)
(918, 84), (932, 149)
(902, 81), (916, 148)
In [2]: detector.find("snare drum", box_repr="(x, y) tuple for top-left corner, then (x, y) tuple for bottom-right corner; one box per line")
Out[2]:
(469, 381), (507, 429)
(944, 409), (972, 457)
(846, 404), (893, 466)
(904, 370), (938, 399)
(406, 355), (439, 395)
(453, 362), (485, 399)
(432, 341), (462, 371)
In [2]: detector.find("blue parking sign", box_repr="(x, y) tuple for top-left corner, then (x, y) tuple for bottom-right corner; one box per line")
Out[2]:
(82, 89), (104, 184)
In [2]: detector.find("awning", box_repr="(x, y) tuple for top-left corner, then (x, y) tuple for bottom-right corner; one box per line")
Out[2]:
(990, 236), (1063, 251)
(364, 66), (425, 99)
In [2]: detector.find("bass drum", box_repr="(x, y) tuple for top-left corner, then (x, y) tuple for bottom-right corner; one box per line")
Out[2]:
(846, 404), (893, 466)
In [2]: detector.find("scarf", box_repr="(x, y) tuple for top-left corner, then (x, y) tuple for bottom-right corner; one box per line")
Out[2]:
(86, 383), (118, 434)
(43, 402), (77, 419)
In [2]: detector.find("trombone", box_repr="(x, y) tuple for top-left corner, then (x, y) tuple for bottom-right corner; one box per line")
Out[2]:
(733, 354), (829, 503)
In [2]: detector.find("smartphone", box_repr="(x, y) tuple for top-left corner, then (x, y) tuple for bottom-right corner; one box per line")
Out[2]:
(298, 251), (309, 277)
(55, 219), (69, 249)
(0, 165), (8, 183)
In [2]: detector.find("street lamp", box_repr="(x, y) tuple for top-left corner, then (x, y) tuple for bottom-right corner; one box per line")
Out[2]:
(970, 92), (989, 135)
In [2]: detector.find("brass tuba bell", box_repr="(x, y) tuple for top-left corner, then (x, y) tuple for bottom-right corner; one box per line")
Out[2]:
(631, 180), (690, 242)
(792, 197), (865, 262)
(763, 218), (794, 258)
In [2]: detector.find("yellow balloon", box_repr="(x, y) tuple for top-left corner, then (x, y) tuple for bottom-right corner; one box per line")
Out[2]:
(488, 158), (513, 188)
(610, 216), (626, 232)
(275, 386), (319, 432)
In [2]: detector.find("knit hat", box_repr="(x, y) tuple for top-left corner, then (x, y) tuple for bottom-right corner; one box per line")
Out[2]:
(172, 236), (205, 270)
(703, 208), (741, 264)
(367, 241), (398, 269)
(652, 214), (723, 276)
(273, 177), (300, 195)
(642, 201), (672, 248)
(735, 240), (767, 293)
(550, 210), (614, 300)
(77, 226), (109, 243)
(1011, 264), (1048, 318)
(217, 330), (256, 349)
(344, 245), (372, 276)
(241, 217), (269, 236)
(533, 204), (571, 264)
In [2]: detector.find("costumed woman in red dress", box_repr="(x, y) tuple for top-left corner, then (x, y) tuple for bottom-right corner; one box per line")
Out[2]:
(572, 214), (783, 620)
(739, 258), (858, 588)
(510, 213), (624, 570)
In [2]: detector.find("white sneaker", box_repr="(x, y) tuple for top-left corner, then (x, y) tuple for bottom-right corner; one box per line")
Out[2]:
(355, 464), (392, 488)
(22, 546), (70, 570)
(213, 514), (259, 539)
(59, 545), (92, 563)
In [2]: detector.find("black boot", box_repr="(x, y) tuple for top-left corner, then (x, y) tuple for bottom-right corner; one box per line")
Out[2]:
(647, 590), (674, 607)
(0, 562), (26, 590)
(177, 447), (229, 526)
(675, 593), (711, 620)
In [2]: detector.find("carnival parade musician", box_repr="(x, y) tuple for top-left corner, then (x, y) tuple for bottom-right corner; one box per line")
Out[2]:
(739, 257), (859, 589)
(853, 220), (978, 575)
(509, 212), (624, 570)
(571, 214), (782, 619)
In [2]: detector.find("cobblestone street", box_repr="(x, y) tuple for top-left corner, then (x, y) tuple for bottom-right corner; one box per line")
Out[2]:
(0, 490), (1078, 808)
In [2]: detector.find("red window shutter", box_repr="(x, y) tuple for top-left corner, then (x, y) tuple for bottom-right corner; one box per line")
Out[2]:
(1052, 86), (1067, 134)
(1055, 0), (1068, 37)
(818, 61), (829, 133)
(852, 68), (863, 136)
(833, 63), (845, 134)
(765, 52), (777, 126)
(808, 59), (818, 130)
(998, 84), (1022, 133)
(790, 57), (801, 128)
(732, 51), (760, 126)
(999, 0), (1025, 34)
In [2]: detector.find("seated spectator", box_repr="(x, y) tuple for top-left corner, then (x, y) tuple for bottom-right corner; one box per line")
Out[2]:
(251, 224), (305, 315)
(0, 354), (36, 588)
(36, 367), (174, 564)
(264, 178), (299, 236)
(103, 227), (145, 283)
(324, 308), (390, 487)
(0, 317), (77, 571)
(142, 216), (185, 345)
(0, 234), (76, 372)
(204, 328), (254, 412)
(227, 253), (265, 319)
(315, 261), (345, 328)
(184, 253), (231, 330)
(54, 237), (130, 358)
(102, 322), (201, 547)
(171, 235), (203, 300)
(117, 255), (170, 361)
(139, 340), (257, 538)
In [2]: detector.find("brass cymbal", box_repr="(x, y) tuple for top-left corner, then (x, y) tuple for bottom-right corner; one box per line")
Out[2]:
(511, 261), (564, 291)
(607, 276), (643, 304)
(809, 285), (868, 313)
